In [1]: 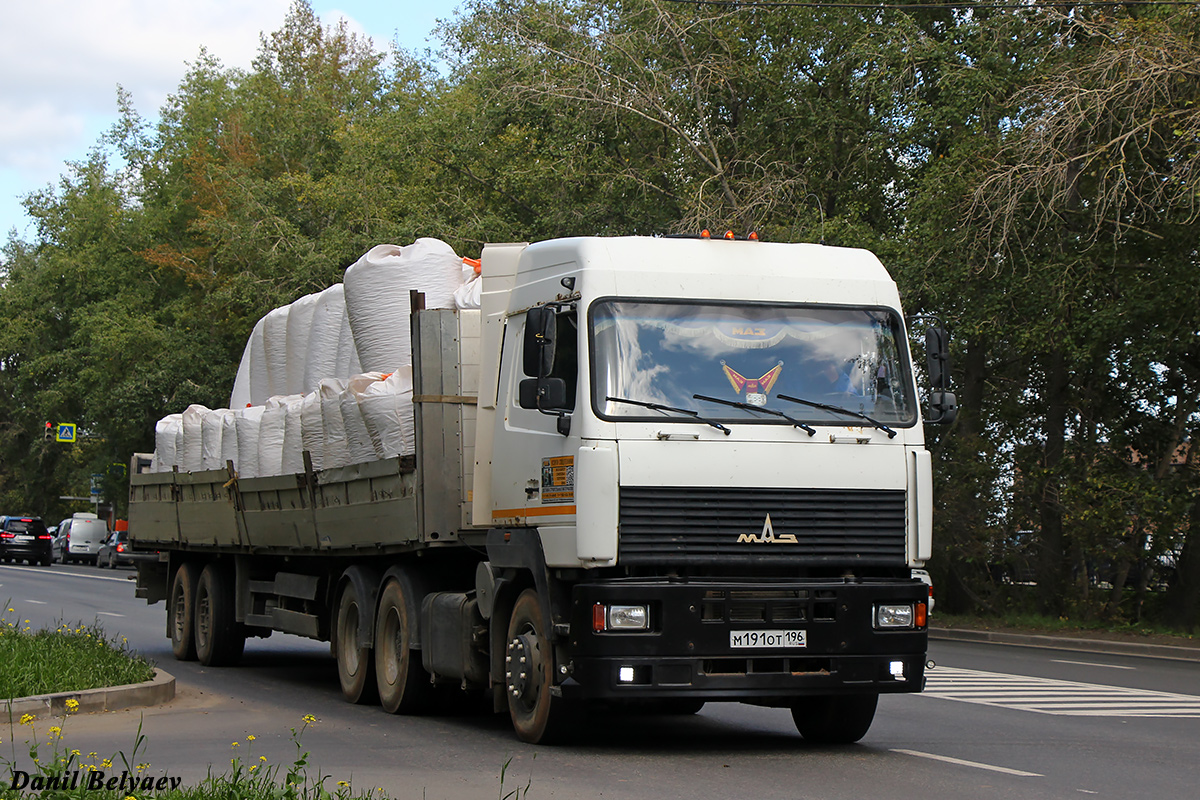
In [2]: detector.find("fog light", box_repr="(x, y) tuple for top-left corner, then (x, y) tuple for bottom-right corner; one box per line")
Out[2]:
(875, 603), (915, 629)
(608, 604), (649, 630)
(889, 660), (906, 681)
(618, 666), (635, 683)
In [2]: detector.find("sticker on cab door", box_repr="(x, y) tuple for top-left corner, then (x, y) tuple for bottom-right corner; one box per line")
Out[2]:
(540, 456), (574, 504)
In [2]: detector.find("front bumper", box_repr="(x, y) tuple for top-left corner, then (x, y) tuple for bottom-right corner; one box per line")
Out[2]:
(560, 579), (927, 702)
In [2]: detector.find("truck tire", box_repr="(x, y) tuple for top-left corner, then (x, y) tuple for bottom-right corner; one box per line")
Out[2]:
(335, 581), (378, 705)
(194, 563), (245, 666)
(790, 693), (878, 744)
(374, 578), (434, 714)
(505, 589), (572, 744)
(169, 563), (199, 661)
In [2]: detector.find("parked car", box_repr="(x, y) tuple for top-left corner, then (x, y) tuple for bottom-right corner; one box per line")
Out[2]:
(0, 516), (54, 566)
(57, 513), (109, 564)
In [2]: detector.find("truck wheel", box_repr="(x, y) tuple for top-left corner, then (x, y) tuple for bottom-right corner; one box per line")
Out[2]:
(374, 579), (434, 714)
(170, 563), (199, 661)
(506, 589), (572, 744)
(194, 564), (245, 666)
(790, 693), (878, 744)
(335, 582), (378, 705)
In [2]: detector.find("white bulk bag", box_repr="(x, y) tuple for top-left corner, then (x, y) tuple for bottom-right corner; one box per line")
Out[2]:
(337, 304), (362, 378)
(339, 373), (383, 464)
(285, 292), (320, 395)
(257, 395), (297, 478)
(319, 378), (350, 469)
(201, 409), (226, 470)
(262, 307), (291, 398)
(304, 285), (348, 392)
(357, 367), (416, 458)
(344, 238), (463, 373)
(230, 317), (269, 409)
(301, 391), (324, 470)
(180, 404), (210, 473)
(234, 406), (266, 478)
(153, 414), (183, 472)
(280, 394), (306, 475)
(220, 409), (239, 469)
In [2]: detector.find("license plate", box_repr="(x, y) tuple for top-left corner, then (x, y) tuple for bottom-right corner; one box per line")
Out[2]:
(729, 629), (807, 649)
(14, 535), (32, 543)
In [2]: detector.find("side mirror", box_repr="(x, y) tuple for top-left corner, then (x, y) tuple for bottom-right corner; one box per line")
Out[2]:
(925, 327), (950, 390)
(523, 306), (556, 378)
(519, 377), (568, 411)
(927, 390), (958, 425)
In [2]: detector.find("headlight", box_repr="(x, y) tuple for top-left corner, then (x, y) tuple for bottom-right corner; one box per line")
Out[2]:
(874, 603), (915, 629)
(592, 603), (650, 631)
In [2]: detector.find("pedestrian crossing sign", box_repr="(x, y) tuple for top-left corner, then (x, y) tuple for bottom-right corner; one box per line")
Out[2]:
(56, 423), (76, 443)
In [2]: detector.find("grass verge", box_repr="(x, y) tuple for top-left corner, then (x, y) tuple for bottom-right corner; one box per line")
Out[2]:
(0, 614), (537, 799)
(0, 608), (154, 700)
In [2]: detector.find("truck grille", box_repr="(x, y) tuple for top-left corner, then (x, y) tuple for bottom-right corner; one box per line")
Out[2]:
(618, 486), (907, 566)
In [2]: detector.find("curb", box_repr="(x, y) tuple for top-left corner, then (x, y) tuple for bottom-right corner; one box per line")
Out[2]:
(930, 627), (1200, 663)
(2, 669), (175, 722)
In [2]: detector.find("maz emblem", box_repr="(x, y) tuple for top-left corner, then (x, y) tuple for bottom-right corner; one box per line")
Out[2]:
(736, 514), (798, 544)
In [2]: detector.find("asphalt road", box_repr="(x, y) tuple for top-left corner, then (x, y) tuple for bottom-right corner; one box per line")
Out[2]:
(3, 561), (1199, 800)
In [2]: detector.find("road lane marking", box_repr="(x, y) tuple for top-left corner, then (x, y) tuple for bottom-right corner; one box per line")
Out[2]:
(26, 599), (46, 604)
(0, 564), (130, 583)
(1052, 659), (1136, 670)
(96, 612), (125, 618)
(891, 749), (1042, 777)
(924, 666), (1200, 717)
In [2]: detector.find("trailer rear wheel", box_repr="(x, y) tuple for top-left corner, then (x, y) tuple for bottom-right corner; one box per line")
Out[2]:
(194, 564), (245, 666)
(790, 693), (878, 744)
(335, 582), (378, 705)
(169, 563), (199, 661)
(374, 579), (433, 714)
(506, 589), (572, 744)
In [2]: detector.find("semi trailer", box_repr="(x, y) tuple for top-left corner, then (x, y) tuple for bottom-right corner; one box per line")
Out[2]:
(129, 234), (955, 743)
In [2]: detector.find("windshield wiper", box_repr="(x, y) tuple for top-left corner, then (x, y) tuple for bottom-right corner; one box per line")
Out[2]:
(605, 396), (731, 435)
(776, 394), (897, 439)
(693, 394), (815, 436)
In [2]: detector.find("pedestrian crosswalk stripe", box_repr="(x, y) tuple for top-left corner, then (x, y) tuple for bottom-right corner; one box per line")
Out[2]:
(922, 666), (1200, 717)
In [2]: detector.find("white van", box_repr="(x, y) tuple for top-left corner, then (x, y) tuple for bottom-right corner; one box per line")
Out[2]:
(58, 513), (109, 565)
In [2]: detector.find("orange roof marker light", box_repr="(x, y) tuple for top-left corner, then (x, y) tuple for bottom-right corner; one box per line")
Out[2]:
(748, 231), (760, 241)
(724, 230), (735, 240)
(700, 229), (712, 239)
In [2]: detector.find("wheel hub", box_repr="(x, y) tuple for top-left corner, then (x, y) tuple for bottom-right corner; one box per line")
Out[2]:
(506, 633), (541, 706)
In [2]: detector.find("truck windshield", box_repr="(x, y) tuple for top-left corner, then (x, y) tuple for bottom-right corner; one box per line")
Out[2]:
(590, 300), (917, 426)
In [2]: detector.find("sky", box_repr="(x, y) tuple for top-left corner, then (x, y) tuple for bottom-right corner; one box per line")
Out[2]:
(0, 0), (464, 244)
